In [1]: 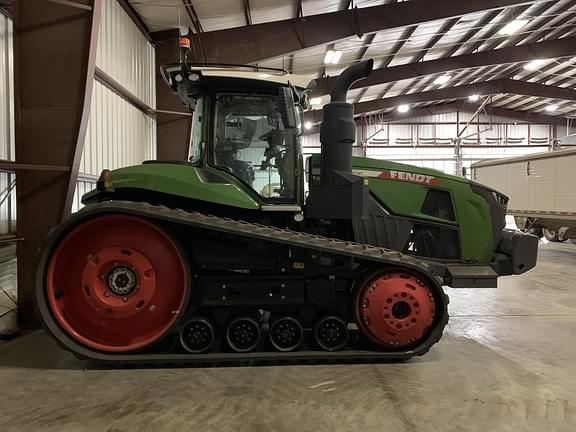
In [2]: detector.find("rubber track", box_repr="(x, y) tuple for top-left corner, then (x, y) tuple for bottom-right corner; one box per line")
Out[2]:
(36, 201), (449, 366)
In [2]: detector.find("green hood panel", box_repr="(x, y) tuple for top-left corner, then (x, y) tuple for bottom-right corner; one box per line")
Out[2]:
(106, 164), (260, 210)
(352, 157), (493, 262)
(311, 155), (494, 263)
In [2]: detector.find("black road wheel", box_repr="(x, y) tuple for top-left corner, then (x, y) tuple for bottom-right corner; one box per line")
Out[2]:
(314, 316), (349, 351)
(543, 228), (568, 242)
(226, 316), (261, 352)
(269, 316), (304, 352)
(543, 228), (559, 242)
(180, 318), (216, 353)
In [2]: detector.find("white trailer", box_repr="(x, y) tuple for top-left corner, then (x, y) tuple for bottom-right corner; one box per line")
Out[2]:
(471, 148), (576, 242)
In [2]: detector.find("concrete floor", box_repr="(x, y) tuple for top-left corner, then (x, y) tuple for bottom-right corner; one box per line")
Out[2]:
(1, 242), (575, 432)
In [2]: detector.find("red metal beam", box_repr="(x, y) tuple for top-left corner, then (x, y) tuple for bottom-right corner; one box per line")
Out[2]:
(14, 0), (101, 327)
(175, 0), (534, 64)
(312, 36), (576, 96)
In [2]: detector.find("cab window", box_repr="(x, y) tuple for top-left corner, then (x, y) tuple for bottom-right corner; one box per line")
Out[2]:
(213, 93), (295, 200)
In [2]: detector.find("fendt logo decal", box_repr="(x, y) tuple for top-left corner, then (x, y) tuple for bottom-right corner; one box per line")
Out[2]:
(353, 169), (442, 185)
(381, 170), (442, 185)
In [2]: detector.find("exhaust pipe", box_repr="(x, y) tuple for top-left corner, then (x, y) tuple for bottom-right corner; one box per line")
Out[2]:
(320, 60), (373, 187)
(330, 60), (374, 103)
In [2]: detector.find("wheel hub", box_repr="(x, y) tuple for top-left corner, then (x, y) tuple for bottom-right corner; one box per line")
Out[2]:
(107, 266), (137, 296)
(355, 271), (436, 348)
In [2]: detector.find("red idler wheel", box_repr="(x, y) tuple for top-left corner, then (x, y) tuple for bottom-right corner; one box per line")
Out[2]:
(46, 214), (188, 352)
(355, 271), (436, 348)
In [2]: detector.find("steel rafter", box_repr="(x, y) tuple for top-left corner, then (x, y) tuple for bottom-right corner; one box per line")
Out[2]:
(313, 36), (576, 96)
(177, 0), (536, 64)
(306, 78), (576, 123)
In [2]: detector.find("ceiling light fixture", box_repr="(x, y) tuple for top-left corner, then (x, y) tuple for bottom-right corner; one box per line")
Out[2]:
(433, 75), (452, 85)
(545, 105), (558, 112)
(524, 59), (547, 71)
(498, 19), (528, 36)
(397, 104), (410, 113)
(468, 94), (480, 102)
(324, 50), (343, 65)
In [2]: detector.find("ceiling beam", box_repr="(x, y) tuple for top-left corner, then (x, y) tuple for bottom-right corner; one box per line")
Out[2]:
(305, 100), (566, 134)
(179, 0), (534, 64)
(312, 36), (576, 96)
(411, 17), (459, 63)
(356, 79), (576, 115)
(357, 101), (568, 125)
(357, 102), (465, 124)
(461, 4), (531, 54)
(305, 78), (576, 122)
(243, 0), (252, 26)
(182, 0), (203, 34)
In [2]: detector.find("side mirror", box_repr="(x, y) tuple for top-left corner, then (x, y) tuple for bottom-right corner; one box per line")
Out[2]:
(279, 87), (297, 129)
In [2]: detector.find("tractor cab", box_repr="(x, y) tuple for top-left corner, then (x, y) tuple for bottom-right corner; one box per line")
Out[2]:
(162, 64), (310, 206)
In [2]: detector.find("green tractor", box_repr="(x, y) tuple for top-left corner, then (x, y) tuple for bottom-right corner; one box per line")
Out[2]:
(35, 59), (538, 364)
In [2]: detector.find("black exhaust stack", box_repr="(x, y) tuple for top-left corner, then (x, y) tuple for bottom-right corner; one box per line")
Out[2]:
(307, 60), (374, 220)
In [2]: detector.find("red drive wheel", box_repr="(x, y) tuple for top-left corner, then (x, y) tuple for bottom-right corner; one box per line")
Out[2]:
(355, 270), (436, 349)
(46, 214), (188, 352)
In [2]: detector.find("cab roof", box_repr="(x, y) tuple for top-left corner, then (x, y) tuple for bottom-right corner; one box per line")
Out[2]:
(187, 66), (313, 90)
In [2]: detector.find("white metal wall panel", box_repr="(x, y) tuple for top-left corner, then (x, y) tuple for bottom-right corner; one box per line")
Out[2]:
(0, 171), (16, 234)
(71, 180), (97, 214)
(80, 80), (157, 176)
(0, 14), (14, 161)
(0, 15), (16, 235)
(96, 0), (155, 107)
(0, 243), (17, 335)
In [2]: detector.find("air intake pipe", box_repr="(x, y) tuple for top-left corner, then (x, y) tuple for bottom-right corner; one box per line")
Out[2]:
(320, 59), (373, 187)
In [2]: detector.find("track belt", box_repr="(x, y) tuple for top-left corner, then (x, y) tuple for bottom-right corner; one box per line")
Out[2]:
(36, 201), (449, 365)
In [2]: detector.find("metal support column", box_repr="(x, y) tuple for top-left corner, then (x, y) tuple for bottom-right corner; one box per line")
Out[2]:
(14, 0), (101, 327)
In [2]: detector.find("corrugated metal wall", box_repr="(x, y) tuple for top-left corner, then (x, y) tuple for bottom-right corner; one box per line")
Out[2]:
(96, 0), (155, 107)
(80, 80), (156, 176)
(303, 112), (554, 177)
(0, 13), (16, 334)
(0, 14), (14, 163)
(74, 0), (156, 210)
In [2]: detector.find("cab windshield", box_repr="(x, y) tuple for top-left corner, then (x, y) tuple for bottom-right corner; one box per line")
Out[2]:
(213, 92), (296, 200)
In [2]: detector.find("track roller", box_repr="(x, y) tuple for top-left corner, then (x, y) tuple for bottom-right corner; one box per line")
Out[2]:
(314, 316), (349, 351)
(226, 316), (261, 352)
(355, 270), (436, 349)
(179, 318), (215, 353)
(269, 316), (304, 352)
